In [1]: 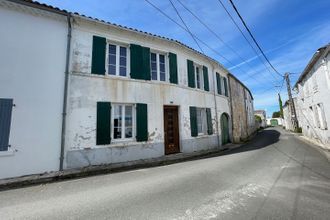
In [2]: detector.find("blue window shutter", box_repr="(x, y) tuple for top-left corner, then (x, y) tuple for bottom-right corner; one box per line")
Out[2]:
(0, 99), (13, 151)
(216, 73), (221, 95)
(130, 44), (151, 80)
(96, 102), (111, 145)
(169, 53), (178, 84)
(91, 36), (106, 75)
(206, 108), (213, 135)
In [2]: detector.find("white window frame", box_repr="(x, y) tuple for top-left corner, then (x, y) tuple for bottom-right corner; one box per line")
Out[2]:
(150, 51), (169, 82)
(196, 108), (207, 135)
(106, 41), (130, 77)
(194, 64), (204, 90)
(111, 103), (136, 142)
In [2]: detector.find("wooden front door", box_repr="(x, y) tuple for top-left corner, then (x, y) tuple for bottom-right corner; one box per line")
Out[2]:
(164, 106), (180, 155)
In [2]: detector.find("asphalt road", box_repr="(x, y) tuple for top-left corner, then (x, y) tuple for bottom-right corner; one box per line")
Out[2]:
(0, 127), (329, 220)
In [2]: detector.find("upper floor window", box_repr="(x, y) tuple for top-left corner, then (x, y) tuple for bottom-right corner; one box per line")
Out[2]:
(107, 43), (128, 77)
(150, 52), (167, 81)
(195, 65), (204, 89)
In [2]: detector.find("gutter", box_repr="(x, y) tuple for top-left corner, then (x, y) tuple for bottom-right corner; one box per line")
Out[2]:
(212, 65), (221, 149)
(59, 14), (72, 171)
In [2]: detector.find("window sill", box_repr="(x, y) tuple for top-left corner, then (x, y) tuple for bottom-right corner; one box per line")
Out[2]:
(0, 149), (15, 157)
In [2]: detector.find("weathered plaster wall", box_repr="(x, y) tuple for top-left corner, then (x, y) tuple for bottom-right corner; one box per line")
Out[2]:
(229, 76), (256, 143)
(64, 18), (231, 168)
(296, 49), (330, 149)
(0, 1), (67, 178)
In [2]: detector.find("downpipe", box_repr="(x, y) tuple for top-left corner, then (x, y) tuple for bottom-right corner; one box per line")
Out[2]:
(59, 14), (72, 171)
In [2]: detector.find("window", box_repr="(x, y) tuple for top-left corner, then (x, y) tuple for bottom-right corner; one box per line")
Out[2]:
(195, 65), (203, 89)
(107, 43), (128, 76)
(196, 108), (207, 135)
(112, 104), (134, 140)
(317, 103), (328, 130)
(150, 52), (167, 81)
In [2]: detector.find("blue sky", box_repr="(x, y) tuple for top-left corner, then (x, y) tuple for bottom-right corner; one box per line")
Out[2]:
(39, 0), (330, 117)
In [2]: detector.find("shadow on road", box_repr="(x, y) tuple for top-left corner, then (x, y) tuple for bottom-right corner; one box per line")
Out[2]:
(222, 128), (281, 156)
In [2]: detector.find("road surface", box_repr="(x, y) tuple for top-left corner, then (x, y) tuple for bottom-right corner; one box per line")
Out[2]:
(0, 127), (329, 220)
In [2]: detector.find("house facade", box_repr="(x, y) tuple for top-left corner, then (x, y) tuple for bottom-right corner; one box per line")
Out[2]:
(254, 110), (267, 128)
(228, 75), (256, 143)
(0, 0), (68, 179)
(294, 44), (330, 149)
(0, 0), (255, 179)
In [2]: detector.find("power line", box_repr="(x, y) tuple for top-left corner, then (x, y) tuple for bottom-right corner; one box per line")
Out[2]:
(216, 0), (280, 83)
(174, 0), (274, 87)
(228, 0), (283, 78)
(168, 0), (204, 53)
(144, 0), (279, 93)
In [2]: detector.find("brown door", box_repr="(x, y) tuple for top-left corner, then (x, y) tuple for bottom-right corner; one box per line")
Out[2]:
(164, 106), (180, 155)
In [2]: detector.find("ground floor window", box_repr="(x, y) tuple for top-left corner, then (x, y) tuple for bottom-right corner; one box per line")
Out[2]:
(196, 108), (207, 135)
(112, 104), (134, 140)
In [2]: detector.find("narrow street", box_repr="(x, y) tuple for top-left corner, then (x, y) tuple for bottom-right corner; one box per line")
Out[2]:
(0, 127), (329, 220)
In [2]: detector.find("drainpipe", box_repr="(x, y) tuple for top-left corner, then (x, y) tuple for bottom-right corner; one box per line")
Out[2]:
(59, 14), (72, 171)
(212, 65), (220, 149)
(227, 75), (234, 143)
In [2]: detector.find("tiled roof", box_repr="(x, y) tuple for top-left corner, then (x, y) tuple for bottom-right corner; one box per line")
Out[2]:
(8, 0), (253, 97)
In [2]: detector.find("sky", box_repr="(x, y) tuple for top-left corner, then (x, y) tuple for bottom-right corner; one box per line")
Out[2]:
(39, 0), (330, 117)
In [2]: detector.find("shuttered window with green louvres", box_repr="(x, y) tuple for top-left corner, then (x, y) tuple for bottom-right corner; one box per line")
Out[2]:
(216, 73), (221, 95)
(130, 44), (151, 80)
(189, 106), (198, 137)
(91, 36), (106, 75)
(96, 102), (111, 145)
(187, 60), (195, 88)
(203, 66), (209, 91)
(223, 77), (228, 96)
(169, 53), (178, 84)
(136, 103), (148, 141)
(206, 108), (213, 135)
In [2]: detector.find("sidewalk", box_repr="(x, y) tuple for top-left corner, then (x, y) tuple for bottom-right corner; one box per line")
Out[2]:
(0, 142), (243, 191)
(296, 135), (330, 162)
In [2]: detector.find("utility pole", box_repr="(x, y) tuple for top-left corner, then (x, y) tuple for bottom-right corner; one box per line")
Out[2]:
(285, 73), (299, 131)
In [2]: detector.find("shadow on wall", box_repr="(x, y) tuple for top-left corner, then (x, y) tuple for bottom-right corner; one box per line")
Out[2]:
(223, 129), (281, 156)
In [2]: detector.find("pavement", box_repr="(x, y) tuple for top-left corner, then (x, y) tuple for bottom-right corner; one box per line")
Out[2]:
(0, 127), (329, 220)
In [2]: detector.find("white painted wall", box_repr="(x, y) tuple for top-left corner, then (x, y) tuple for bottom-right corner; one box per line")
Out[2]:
(0, 2), (67, 178)
(64, 17), (232, 168)
(296, 47), (330, 149)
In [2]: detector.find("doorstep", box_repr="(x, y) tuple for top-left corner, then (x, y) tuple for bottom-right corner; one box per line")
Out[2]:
(0, 143), (241, 191)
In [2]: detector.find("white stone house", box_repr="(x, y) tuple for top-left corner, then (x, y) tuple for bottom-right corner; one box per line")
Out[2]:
(0, 0), (68, 179)
(0, 0), (255, 178)
(293, 43), (330, 149)
(254, 110), (266, 128)
(64, 14), (234, 169)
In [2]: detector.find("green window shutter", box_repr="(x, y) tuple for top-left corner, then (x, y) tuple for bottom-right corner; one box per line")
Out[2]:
(216, 73), (221, 95)
(96, 102), (111, 145)
(203, 66), (209, 91)
(136, 103), (148, 141)
(224, 77), (228, 96)
(130, 44), (151, 80)
(169, 53), (178, 84)
(142, 47), (151, 80)
(91, 36), (106, 75)
(187, 60), (195, 88)
(189, 106), (198, 137)
(206, 108), (213, 135)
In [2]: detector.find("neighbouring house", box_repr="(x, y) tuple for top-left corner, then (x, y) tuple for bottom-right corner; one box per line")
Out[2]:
(254, 110), (267, 128)
(0, 0), (68, 179)
(228, 75), (256, 143)
(266, 118), (283, 126)
(282, 98), (300, 131)
(293, 43), (330, 149)
(0, 0), (255, 179)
